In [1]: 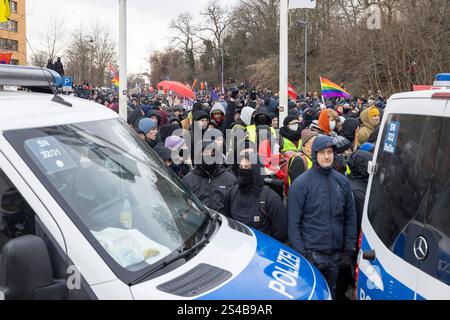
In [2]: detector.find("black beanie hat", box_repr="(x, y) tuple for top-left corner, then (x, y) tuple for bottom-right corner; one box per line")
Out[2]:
(283, 115), (300, 127)
(193, 110), (210, 122)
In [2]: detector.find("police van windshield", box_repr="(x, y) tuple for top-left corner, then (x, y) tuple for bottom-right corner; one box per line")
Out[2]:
(4, 119), (211, 279)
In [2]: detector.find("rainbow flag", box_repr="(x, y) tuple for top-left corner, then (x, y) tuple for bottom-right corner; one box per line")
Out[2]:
(109, 63), (119, 88)
(320, 76), (351, 99)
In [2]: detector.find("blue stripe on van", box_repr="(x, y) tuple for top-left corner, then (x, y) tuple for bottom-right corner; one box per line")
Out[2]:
(357, 234), (425, 300)
(198, 230), (330, 300)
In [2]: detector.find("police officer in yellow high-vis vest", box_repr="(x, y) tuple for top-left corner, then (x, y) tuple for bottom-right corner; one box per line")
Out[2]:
(280, 115), (303, 155)
(285, 129), (317, 193)
(246, 107), (277, 143)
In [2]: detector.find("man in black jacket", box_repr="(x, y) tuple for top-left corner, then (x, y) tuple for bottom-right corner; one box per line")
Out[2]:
(182, 141), (237, 214)
(223, 151), (287, 243)
(334, 149), (373, 300)
(347, 150), (373, 236)
(54, 57), (65, 76)
(288, 135), (357, 299)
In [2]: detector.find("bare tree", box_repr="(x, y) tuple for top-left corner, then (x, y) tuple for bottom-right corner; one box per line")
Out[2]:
(197, 0), (235, 83)
(148, 49), (188, 85)
(64, 23), (117, 87)
(29, 50), (48, 68)
(153, 0), (449, 95)
(170, 13), (197, 81)
(89, 23), (116, 86)
(34, 16), (66, 62)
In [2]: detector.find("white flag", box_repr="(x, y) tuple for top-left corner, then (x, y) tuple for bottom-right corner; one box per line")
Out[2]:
(289, 0), (316, 9)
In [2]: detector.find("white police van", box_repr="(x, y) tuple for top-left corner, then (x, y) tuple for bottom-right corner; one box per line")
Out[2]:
(0, 65), (330, 300)
(357, 73), (450, 300)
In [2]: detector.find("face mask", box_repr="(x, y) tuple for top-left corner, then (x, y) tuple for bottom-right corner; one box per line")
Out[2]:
(201, 163), (218, 173)
(238, 168), (253, 189)
(288, 124), (299, 132)
(329, 121), (336, 131)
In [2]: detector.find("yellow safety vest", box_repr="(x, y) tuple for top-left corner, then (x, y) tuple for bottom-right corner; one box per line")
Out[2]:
(287, 154), (313, 185)
(281, 137), (302, 154)
(306, 156), (313, 170)
(246, 125), (277, 144)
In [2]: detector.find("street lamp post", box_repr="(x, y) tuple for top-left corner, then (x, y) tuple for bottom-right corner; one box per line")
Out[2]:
(279, 0), (289, 126)
(298, 19), (308, 99)
(221, 47), (224, 94)
(118, 0), (128, 120)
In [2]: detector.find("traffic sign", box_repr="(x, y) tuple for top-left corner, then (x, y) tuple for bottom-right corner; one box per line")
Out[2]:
(62, 76), (73, 92)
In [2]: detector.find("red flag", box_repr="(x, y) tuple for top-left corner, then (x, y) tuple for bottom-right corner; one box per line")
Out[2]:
(288, 84), (298, 100)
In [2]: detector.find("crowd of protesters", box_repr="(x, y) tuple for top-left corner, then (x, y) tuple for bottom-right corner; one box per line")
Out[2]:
(77, 82), (387, 300)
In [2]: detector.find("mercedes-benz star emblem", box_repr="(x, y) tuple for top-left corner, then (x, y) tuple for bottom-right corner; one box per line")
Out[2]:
(413, 236), (429, 261)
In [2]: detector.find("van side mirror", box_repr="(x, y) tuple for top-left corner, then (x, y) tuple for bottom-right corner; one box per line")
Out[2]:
(0, 235), (66, 300)
(0, 187), (22, 215)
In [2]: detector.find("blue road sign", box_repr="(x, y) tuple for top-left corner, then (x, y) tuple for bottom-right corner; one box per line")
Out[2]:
(62, 76), (73, 91)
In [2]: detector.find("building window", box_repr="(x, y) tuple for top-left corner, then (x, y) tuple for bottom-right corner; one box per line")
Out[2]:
(10, 59), (19, 65)
(9, 1), (18, 14)
(0, 20), (18, 32)
(0, 38), (18, 51)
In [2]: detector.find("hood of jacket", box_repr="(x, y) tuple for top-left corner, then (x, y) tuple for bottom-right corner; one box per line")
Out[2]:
(318, 109), (335, 135)
(341, 118), (360, 143)
(311, 135), (336, 169)
(360, 107), (378, 130)
(348, 150), (373, 183)
(253, 107), (272, 126)
(145, 110), (162, 125)
(168, 116), (183, 128)
(127, 109), (144, 128)
(159, 124), (181, 143)
(210, 103), (226, 116)
(240, 107), (255, 126)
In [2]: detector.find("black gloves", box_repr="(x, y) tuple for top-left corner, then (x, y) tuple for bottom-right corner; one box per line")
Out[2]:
(340, 249), (356, 268)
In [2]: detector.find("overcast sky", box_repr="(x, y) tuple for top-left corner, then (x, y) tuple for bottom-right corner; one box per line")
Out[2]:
(26, 0), (238, 74)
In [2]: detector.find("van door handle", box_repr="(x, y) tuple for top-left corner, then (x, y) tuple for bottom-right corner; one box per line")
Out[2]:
(363, 250), (376, 261)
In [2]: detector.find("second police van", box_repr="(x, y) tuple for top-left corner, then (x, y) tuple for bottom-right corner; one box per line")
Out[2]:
(357, 74), (450, 300)
(0, 65), (330, 300)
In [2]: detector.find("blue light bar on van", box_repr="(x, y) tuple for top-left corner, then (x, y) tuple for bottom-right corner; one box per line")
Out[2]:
(434, 73), (450, 87)
(0, 65), (63, 87)
(436, 73), (450, 81)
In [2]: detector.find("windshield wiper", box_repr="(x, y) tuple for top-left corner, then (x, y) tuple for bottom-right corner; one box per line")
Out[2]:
(199, 212), (220, 243)
(130, 213), (220, 286)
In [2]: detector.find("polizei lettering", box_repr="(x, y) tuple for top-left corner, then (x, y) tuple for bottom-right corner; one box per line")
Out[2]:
(268, 249), (301, 299)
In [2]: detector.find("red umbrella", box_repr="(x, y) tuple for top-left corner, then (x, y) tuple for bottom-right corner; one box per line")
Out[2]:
(157, 81), (195, 100)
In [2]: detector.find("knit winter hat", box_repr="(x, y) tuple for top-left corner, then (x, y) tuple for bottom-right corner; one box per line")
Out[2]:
(165, 136), (185, 151)
(332, 135), (352, 154)
(138, 118), (157, 134)
(360, 142), (375, 153)
(283, 115), (300, 127)
(192, 109), (210, 122)
(154, 146), (172, 161)
(369, 107), (380, 118)
(301, 129), (318, 145)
